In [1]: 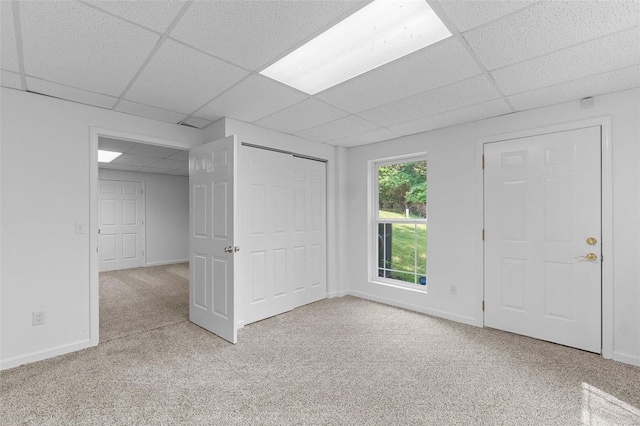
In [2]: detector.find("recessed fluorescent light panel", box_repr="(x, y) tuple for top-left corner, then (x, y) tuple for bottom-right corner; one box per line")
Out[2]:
(260, 0), (451, 95)
(98, 150), (122, 163)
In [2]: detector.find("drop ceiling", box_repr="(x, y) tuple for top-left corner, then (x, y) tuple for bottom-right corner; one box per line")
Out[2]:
(1, 1), (638, 147)
(98, 137), (188, 176)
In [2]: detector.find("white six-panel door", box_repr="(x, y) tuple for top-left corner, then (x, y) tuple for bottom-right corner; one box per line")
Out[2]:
(240, 146), (327, 326)
(98, 179), (145, 272)
(484, 126), (601, 353)
(189, 136), (238, 344)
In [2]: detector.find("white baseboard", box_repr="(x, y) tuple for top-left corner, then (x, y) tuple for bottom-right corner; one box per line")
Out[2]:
(145, 259), (188, 267)
(327, 289), (349, 298)
(613, 351), (640, 367)
(1, 339), (91, 371)
(348, 290), (483, 327)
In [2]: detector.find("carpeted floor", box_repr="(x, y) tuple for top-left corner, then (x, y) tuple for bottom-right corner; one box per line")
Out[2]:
(2, 264), (639, 425)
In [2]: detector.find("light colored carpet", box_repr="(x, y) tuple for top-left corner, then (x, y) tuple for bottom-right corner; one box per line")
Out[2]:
(99, 263), (189, 343)
(1, 268), (639, 425)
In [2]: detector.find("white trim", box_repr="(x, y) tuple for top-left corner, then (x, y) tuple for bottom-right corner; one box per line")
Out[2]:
(612, 351), (640, 367)
(145, 259), (189, 267)
(349, 290), (482, 327)
(327, 289), (350, 298)
(1, 339), (91, 371)
(475, 116), (614, 359)
(89, 127), (190, 348)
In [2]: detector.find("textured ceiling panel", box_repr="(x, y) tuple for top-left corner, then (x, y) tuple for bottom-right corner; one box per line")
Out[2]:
(507, 65), (640, 111)
(316, 37), (481, 113)
(86, 0), (186, 33)
(138, 165), (177, 174)
(168, 150), (189, 161)
(116, 100), (186, 124)
(330, 128), (401, 147)
(112, 153), (160, 167)
(127, 144), (181, 159)
(125, 39), (249, 114)
(166, 168), (189, 176)
(436, 0), (536, 33)
(169, 0), (363, 70)
(20, 1), (160, 96)
(181, 116), (213, 129)
(254, 98), (348, 134)
(491, 28), (640, 96)
(196, 75), (307, 122)
(1, 70), (22, 90)
(98, 137), (137, 153)
(26, 77), (118, 109)
(147, 158), (187, 169)
(98, 163), (139, 171)
(389, 98), (512, 136)
(296, 115), (378, 142)
(357, 75), (501, 127)
(465, 1), (640, 70)
(1, 1), (19, 72)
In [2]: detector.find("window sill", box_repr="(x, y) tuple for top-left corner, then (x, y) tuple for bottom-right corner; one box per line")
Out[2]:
(369, 278), (428, 294)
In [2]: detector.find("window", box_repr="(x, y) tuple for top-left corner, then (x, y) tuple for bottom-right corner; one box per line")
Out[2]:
(373, 157), (427, 288)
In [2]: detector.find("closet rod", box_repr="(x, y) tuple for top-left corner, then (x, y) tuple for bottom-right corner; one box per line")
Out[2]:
(241, 142), (327, 163)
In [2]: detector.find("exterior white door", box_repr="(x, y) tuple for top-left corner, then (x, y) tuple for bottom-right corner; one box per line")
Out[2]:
(239, 147), (327, 325)
(189, 136), (238, 344)
(484, 126), (601, 353)
(98, 179), (145, 272)
(240, 146), (295, 325)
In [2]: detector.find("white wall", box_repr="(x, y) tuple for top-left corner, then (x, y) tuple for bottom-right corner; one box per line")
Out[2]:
(98, 169), (188, 266)
(0, 88), (201, 369)
(345, 88), (640, 366)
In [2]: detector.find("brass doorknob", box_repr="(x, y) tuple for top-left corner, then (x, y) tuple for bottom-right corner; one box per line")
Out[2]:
(586, 237), (597, 246)
(576, 253), (597, 261)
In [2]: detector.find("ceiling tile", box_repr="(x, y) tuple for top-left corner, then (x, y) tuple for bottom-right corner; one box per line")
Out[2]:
(507, 65), (640, 111)
(139, 166), (175, 174)
(436, 0), (537, 33)
(147, 158), (187, 170)
(99, 163), (142, 172)
(181, 116), (213, 129)
(255, 98), (348, 134)
(389, 98), (512, 136)
(20, 1), (160, 96)
(357, 75), (501, 127)
(317, 37), (481, 113)
(1, 70), (22, 90)
(196, 75), (307, 122)
(492, 28), (640, 96)
(98, 137), (137, 153)
(112, 153), (159, 167)
(127, 144), (180, 159)
(170, 0), (363, 70)
(116, 100), (186, 124)
(125, 39), (248, 114)
(464, 1), (640, 70)
(26, 77), (118, 109)
(330, 128), (401, 148)
(86, 0), (186, 33)
(168, 150), (189, 161)
(1, 1), (19, 72)
(166, 168), (189, 176)
(296, 115), (379, 142)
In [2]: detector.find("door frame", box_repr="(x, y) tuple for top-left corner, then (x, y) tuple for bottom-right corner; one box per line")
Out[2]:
(475, 116), (613, 358)
(89, 127), (192, 347)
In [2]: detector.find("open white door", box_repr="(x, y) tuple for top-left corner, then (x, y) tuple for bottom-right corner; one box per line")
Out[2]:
(189, 135), (238, 344)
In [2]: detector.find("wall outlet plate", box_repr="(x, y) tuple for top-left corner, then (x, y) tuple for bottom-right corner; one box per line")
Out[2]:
(32, 311), (45, 326)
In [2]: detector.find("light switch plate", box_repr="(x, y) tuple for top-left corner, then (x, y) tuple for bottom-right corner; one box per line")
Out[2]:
(75, 222), (86, 234)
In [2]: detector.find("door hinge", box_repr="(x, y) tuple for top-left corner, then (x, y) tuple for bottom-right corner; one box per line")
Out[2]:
(98, 228), (101, 234)
(142, 220), (144, 225)
(482, 300), (485, 311)
(142, 250), (144, 256)
(141, 189), (143, 194)
(482, 229), (485, 241)
(482, 155), (485, 169)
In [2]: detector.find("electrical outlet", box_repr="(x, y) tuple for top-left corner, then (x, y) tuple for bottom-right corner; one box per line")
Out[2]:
(449, 284), (457, 295)
(32, 311), (45, 326)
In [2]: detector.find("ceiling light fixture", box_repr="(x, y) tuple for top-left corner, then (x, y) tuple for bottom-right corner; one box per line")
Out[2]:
(260, 0), (451, 95)
(98, 150), (122, 163)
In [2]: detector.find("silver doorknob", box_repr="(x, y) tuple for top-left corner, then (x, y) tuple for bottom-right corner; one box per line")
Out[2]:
(576, 253), (597, 261)
(224, 246), (232, 253)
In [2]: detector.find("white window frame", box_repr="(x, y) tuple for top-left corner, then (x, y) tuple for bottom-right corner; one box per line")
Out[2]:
(369, 153), (428, 292)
